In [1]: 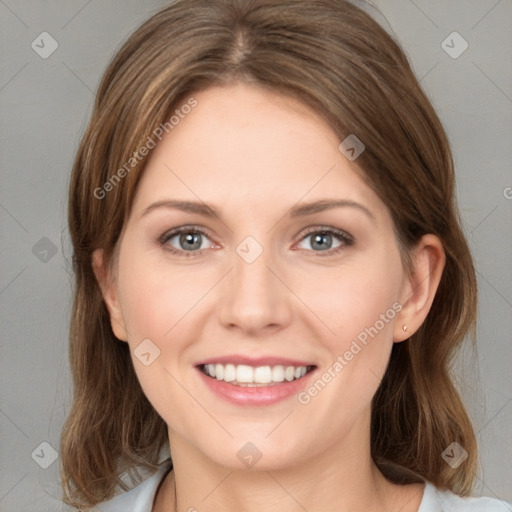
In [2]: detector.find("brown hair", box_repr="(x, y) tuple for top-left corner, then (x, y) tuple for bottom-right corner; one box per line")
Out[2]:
(60, 0), (478, 508)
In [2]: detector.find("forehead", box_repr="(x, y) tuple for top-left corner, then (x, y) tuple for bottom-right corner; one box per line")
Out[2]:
(130, 83), (387, 222)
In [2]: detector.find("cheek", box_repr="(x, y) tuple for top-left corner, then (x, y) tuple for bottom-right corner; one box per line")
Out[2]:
(307, 255), (401, 346)
(323, 257), (401, 392)
(301, 252), (402, 412)
(117, 254), (216, 412)
(119, 253), (210, 343)
(116, 256), (206, 425)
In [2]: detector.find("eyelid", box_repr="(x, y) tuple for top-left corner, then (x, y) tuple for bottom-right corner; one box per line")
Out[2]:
(158, 225), (217, 253)
(158, 224), (213, 242)
(295, 225), (354, 244)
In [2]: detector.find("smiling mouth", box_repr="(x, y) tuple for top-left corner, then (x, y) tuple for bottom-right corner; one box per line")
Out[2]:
(198, 363), (316, 387)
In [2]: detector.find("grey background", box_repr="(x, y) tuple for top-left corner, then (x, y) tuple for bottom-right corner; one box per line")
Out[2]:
(0, 0), (511, 510)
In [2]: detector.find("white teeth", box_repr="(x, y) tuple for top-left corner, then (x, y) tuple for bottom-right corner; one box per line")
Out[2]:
(284, 366), (295, 382)
(254, 366), (272, 384)
(223, 364), (236, 382)
(236, 364), (254, 383)
(271, 365), (285, 382)
(202, 363), (311, 385)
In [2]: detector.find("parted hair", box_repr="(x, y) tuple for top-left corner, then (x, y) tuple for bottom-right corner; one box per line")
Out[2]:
(60, 0), (478, 508)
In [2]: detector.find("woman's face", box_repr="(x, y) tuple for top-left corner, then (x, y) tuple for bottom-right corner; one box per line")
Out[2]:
(99, 83), (412, 469)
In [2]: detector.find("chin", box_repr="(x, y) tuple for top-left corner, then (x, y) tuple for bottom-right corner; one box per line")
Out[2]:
(191, 431), (309, 472)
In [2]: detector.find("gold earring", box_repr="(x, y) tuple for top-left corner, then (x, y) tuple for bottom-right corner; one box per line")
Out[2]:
(402, 325), (407, 332)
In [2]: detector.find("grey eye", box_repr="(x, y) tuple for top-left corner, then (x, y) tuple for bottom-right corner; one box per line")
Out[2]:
(297, 232), (343, 251)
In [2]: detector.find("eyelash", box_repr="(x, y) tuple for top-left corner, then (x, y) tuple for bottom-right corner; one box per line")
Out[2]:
(158, 225), (354, 258)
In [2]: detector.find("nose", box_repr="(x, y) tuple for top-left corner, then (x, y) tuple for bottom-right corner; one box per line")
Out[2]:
(217, 238), (292, 336)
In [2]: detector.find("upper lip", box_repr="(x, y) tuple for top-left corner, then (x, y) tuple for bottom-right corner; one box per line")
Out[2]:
(195, 355), (316, 367)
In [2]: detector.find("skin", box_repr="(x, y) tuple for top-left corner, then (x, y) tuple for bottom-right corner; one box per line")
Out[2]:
(93, 83), (445, 512)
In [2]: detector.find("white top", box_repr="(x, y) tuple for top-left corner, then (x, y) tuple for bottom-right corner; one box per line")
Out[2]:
(94, 458), (512, 512)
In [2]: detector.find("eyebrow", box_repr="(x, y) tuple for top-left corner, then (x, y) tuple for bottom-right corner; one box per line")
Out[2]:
(140, 198), (376, 223)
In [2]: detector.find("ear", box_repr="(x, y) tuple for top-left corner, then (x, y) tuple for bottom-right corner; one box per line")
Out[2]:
(394, 234), (446, 342)
(91, 248), (129, 342)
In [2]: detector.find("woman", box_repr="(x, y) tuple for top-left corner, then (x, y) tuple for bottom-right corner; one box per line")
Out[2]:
(60, 1), (511, 511)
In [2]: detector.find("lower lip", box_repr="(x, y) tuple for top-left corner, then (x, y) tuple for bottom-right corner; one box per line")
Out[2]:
(196, 367), (316, 406)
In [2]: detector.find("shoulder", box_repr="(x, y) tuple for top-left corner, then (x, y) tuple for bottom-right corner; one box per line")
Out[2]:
(91, 459), (172, 512)
(419, 481), (512, 512)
